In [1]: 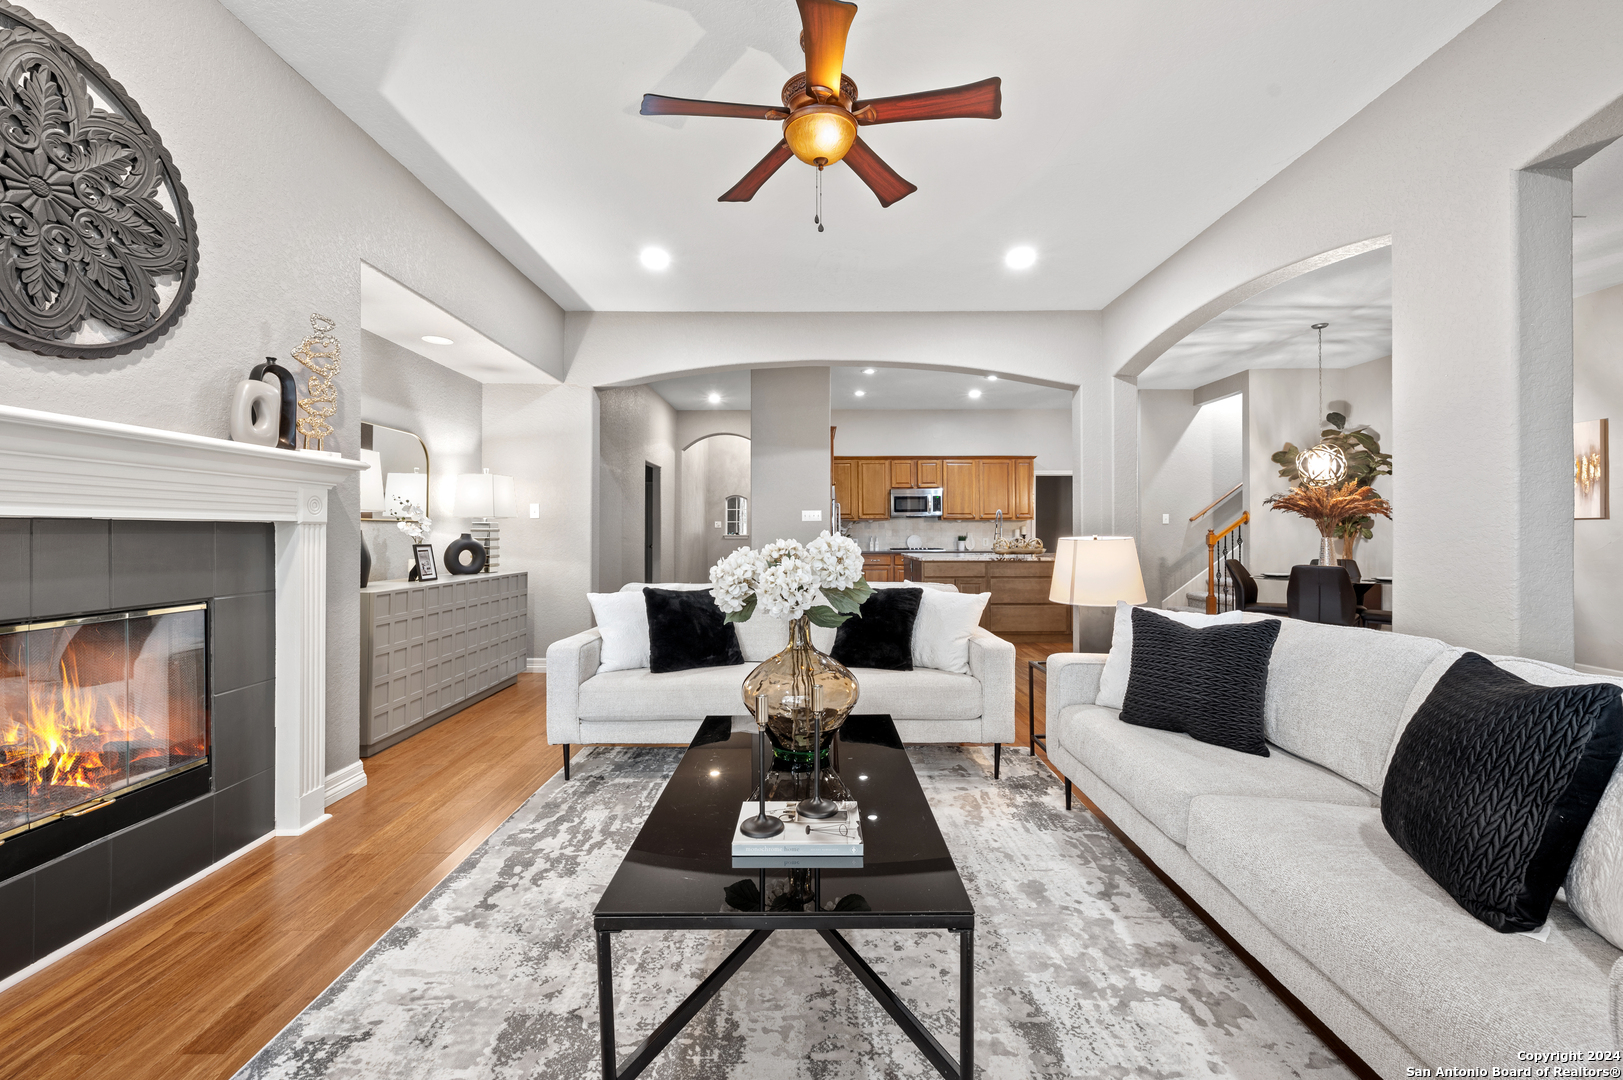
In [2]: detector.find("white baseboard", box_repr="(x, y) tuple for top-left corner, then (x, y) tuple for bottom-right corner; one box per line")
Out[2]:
(1575, 663), (1623, 679)
(527, 657), (546, 673)
(0, 829), (276, 994)
(276, 813), (331, 837)
(324, 760), (368, 806)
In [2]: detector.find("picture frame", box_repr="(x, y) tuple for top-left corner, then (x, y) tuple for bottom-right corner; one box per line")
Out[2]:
(1575, 418), (1609, 520)
(413, 543), (439, 581)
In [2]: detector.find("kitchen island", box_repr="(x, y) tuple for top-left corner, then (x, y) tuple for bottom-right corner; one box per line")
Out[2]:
(899, 552), (1066, 641)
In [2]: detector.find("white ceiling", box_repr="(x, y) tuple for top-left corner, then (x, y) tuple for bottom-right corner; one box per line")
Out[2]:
(648, 365), (1074, 410)
(1575, 136), (1623, 298)
(223, 0), (1497, 313)
(1137, 245), (1391, 390)
(360, 264), (558, 384)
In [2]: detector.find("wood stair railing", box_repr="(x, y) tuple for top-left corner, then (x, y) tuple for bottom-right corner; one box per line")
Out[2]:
(1205, 511), (1249, 614)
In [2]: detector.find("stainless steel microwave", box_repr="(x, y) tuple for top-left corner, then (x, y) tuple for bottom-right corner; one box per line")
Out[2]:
(890, 488), (943, 518)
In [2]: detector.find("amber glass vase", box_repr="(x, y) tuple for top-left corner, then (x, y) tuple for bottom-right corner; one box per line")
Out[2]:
(741, 615), (859, 767)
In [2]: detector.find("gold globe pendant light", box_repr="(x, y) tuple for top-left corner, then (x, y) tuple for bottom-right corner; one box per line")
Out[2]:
(1296, 322), (1348, 487)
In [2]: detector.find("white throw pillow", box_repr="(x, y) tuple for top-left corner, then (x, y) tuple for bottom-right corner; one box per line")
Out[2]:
(587, 591), (650, 672)
(911, 589), (991, 673)
(1094, 602), (1244, 710)
(1482, 656), (1623, 950)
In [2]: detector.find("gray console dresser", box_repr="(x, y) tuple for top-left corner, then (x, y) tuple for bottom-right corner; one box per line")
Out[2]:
(360, 571), (529, 756)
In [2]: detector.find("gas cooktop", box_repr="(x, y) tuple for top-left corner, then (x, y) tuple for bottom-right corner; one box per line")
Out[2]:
(889, 546), (946, 551)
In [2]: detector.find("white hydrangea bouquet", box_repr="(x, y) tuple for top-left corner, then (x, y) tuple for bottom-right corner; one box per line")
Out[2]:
(709, 531), (871, 627)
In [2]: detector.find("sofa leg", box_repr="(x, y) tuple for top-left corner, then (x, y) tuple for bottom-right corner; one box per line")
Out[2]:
(993, 742), (1002, 779)
(1065, 777), (1071, 811)
(563, 743), (571, 781)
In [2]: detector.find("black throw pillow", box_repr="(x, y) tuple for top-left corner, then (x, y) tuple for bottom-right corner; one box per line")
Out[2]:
(831, 587), (922, 671)
(1381, 652), (1622, 933)
(1119, 607), (1281, 756)
(644, 587), (743, 673)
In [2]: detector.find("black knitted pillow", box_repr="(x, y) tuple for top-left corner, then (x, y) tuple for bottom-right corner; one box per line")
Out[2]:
(1382, 652), (1622, 932)
(831, 587), (922, 671)
(1119, 607), (1281, 756)
(644, 587), (743, 673)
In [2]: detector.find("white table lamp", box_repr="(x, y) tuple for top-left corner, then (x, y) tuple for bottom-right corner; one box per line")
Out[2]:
(455, 468), (516, 572)
(383, 469), (427, 515)
(1049, 536), (1147, 607)
(359, 449), (386, 514)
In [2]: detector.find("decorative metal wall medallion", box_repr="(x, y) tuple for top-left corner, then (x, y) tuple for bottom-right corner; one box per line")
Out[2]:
(0, 3), (197, 358)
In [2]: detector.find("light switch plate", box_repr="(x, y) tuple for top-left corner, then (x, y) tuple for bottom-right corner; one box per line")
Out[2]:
(530, 503), (540, 518)
(802, 510), (822, 521)
(1162, 513), (1170, 524)
(714, 521), (722, 529)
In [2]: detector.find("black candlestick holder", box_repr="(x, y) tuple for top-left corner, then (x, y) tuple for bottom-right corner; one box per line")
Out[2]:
(796, 708), (840, 820)
(740, 713), (783, 838)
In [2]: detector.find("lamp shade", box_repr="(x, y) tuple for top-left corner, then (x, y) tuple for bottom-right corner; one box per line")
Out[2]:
(384, 470), (428, 511)
(359, 449), (386, 512)
(1049, 536), (1147, 606)
(455, 470), (516, 518)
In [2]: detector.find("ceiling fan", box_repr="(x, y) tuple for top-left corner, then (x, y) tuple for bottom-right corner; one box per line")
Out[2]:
(640, 0), (1001, 208)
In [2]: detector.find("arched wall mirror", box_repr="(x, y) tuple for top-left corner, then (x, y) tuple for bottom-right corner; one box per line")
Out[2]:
(724, 495), (748, 537)
(360, 421), (430, 521)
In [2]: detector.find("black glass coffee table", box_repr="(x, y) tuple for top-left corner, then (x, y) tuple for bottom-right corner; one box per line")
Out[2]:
(593, 714), (976, 1080)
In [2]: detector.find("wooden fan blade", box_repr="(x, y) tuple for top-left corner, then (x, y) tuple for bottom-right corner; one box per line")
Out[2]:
(843, 136), (916, 207)
(719, 140), (795, 202)
(855, 77), (1002, 125)
(797, 0), (858, 96)
(641, 94), (788, 120)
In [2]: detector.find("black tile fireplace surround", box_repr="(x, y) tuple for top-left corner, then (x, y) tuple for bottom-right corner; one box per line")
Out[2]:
(0, 519), (276, 982)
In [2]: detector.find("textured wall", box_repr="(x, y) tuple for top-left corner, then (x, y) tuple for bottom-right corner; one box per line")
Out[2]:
(1574, 283), (1623, 672)
(0, 0), (565, 776)
(830, 410), (1075, 474)
(750, 368), (831, 545)
(358, 331), (482, 582)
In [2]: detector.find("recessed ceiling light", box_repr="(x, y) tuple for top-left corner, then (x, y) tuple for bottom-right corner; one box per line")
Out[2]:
(968, 388), (983, 399)
(1005, 246), (1037, 270)
(640, 247), (671, 271)
(854, 390), (866, 397)
(985, 375), (998, 381)
(421, 335), (453, 346)
(863, 368), (875, 375)
(707, 392), (721, 404)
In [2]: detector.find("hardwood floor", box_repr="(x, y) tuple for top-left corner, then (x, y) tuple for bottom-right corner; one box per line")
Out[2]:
(0, 643), (1074, 1080)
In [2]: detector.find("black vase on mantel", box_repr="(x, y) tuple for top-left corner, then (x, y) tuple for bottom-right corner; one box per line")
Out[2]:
(360, 534), (372, 588)
(444, 533), (486, 575)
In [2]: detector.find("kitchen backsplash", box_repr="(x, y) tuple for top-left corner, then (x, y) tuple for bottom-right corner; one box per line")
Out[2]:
(845, 518), (1036, 551)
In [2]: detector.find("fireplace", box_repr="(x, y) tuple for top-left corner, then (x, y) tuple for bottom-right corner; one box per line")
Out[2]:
(0, 604), (211, 881)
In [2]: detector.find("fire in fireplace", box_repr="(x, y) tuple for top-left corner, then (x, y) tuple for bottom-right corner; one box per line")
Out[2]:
(1, 604), (208, 842)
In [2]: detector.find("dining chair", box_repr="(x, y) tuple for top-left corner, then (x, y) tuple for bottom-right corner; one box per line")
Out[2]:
(1225, 559), (1289, 616)
(1286, 564), (1361, 626)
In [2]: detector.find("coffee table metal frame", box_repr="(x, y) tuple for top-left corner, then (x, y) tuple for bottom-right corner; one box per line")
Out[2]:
(593, 715), (975, 1080)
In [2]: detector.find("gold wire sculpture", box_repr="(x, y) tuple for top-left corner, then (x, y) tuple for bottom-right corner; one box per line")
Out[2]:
(293, 314), (341, 451)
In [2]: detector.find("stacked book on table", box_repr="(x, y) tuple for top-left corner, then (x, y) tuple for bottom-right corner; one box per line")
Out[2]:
(732, 802), (864, 867)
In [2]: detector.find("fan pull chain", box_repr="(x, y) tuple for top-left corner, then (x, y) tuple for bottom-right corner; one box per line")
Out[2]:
(814, 166), (824, 232)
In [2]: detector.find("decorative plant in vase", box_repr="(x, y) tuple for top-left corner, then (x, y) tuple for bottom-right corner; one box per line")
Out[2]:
(389, 494), (432, 578)
(710, 532), (870, 766)
(1271, 410), (1393, 559)
(1266, 481), (1392, 567)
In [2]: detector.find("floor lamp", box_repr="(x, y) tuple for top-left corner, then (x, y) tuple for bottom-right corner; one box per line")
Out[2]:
(1048, 536), (1147, 647)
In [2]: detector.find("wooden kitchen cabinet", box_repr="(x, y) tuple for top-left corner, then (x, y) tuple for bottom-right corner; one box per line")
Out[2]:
(942, 460), (977, 519)
(976, 458), (1014, 519)
(832, 459), (855, 522)
(916, 459), (943, 487)
(889, 459), (915, 489)
(1013, 458), (1034, 519)
(856, 459), (891, 520)
(862, 552), (900, 582)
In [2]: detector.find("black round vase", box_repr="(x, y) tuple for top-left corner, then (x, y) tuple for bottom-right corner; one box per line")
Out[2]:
(360, 534), (372, 588)
(444, 533), (486, 575)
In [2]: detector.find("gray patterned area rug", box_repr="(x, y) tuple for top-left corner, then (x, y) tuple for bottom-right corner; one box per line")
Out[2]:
(236, 745), (1352, 1079)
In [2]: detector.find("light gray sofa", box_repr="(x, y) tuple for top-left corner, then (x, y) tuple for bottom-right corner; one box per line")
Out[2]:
(547, 581), (1015, 778)
(1045, 617), (1623, 1078)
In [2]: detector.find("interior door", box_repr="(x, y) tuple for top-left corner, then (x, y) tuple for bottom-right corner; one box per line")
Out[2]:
(942, 460), (977, 519)
(977, 458), (1013, 520)
(889, 459), (915, 489)
(857, 459), (890, 520)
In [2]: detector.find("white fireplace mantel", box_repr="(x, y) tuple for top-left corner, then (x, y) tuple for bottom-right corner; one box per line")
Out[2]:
(0, 404), (365, 834)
